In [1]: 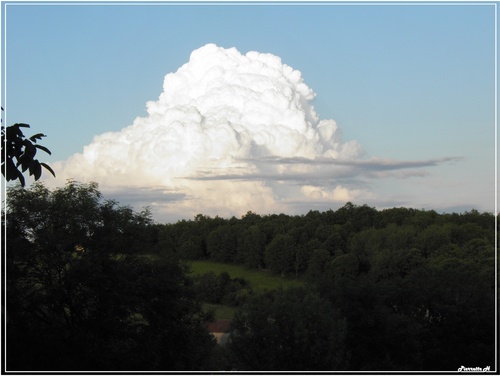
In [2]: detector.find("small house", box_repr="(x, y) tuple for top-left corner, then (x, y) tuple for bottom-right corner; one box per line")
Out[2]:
(207, 319), (232, 346)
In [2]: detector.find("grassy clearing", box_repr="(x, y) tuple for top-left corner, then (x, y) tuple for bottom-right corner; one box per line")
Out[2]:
(136, 256), (303, 321)
(194, 261), (304, 321)
(188, 260), (303, 291)
(203, 303), (238, 320)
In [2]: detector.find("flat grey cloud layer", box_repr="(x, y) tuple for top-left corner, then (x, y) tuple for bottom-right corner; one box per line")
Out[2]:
(49, 44), (460, 221)
(191, 156), (463, 180)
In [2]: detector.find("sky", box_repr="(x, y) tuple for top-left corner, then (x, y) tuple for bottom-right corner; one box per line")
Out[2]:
(1, 1), (497, 223)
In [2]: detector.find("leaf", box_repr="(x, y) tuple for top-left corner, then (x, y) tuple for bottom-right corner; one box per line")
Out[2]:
(41, 162), (56, 177)
(16, 153), (30, 172)
(28, 160), (35, 176)
(13, 123), (30, 128)
(23, 141), (37, 159)
(6, 125), (24, 139)
(19, 157), (30, 172)
(29, 133), (46, 142)
(8, 164), (26, 186)
(29, 160), (42, 181)
(34, 162), (42, 181)
(4, 158), (18, 180)
(17, 171), (26, 187)
(35, 144), (52, 155)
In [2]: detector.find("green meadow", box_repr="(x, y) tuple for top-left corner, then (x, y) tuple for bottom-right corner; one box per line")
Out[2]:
(189, 260), (304, 320)
(135, 258), (303, 320)
(203, 303), (238, 321)
(188, 260), (304, 291)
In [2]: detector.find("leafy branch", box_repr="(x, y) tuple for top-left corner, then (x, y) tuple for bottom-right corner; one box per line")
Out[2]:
(1, 109), (55, 186)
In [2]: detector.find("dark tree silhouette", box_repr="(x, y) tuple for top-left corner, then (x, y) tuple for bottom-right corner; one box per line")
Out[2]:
(5, 181), (216, 371)
(1, 109), (55, 186)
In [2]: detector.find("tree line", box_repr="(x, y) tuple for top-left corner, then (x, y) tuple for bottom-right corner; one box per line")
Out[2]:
(157, 203), (494, 276)
(4, 181), (496, 371)
(155, 202), (495, 370)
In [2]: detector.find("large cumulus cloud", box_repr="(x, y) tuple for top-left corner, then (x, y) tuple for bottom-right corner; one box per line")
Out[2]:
(49, 44), (453, 221)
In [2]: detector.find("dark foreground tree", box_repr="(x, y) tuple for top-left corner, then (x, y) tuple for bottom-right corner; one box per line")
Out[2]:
(5, 181), (215, 371)
(1, 119), (55, 186)
(228, 287), (348, 371)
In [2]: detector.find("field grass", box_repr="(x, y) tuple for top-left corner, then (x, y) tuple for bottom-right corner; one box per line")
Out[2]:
(203, 303), (238, 320)
(137, 256), (303, 321)
(188, 260), (303, 291)
(193, 261), (304, 321)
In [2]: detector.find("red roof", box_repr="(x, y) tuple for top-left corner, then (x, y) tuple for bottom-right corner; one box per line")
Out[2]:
(207, 319), (232, 333)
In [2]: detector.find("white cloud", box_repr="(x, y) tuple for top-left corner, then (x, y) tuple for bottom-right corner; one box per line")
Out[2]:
(301, 184), (366, 202)
(47, 44), (459, 222)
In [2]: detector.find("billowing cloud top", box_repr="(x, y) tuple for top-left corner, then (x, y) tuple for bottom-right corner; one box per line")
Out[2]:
(50, 44), (453, 221)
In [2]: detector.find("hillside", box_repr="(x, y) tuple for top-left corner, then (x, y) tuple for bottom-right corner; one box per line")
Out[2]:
(6, 181), (495, 371)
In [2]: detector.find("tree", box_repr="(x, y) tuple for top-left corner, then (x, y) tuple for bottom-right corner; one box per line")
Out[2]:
(237, 224), (266, 268)
(5, 181), (216, 371)
(306, 248), (331, 282)
(418, 253), (495, 369)
(416, 224), (451, 258)
(264, 233), (295, 276)
(1, 120), (55, 186)
(228, 288), (348, 370)
(382, 224), (416, 251)
(322, 224), (346, 255)
(193, 271), (251, 307)
(378, 207), (416, 227)
(371, 248), (424, 281)
(207, 224), (237, 262)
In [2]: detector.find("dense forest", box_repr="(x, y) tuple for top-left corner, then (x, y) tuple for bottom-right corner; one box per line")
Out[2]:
(3, 181), (496, 371)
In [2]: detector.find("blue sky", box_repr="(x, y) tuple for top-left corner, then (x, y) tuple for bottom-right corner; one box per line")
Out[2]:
(1, 1), (497, 221)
